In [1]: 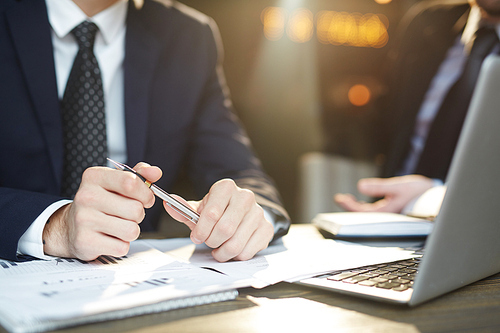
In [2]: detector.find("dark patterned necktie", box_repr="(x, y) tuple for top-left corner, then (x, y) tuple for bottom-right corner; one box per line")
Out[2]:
(415, 27), (499, 181)
(60, 21), (107, 198)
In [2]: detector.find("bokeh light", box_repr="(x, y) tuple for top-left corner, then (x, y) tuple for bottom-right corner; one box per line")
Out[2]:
(262, 7), (389, 48)
(261, 7), (287, 41)
(287, 8), (314, 43)
(317, 11), (389, 48)
(348, 84), (371, 106)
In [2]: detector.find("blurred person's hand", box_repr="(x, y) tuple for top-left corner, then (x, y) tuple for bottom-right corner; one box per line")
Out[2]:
(334, 175), (434, 214)
(42, 163), (162, 261)
(164, 179), (274, 263)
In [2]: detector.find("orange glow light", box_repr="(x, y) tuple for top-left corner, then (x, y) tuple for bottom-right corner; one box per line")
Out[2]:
(317, 11), (389, 48)
(261, 7), (287, 41)
(348, 84), (371, 106)
(287, 8), (314, 43)
(374, 0), (392, 4)
(261, 8), (389, 48)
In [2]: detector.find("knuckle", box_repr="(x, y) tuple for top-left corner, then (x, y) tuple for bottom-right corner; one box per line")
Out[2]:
(218, 223), (236, 240)
(264, 222), (274, 237)
(205, 238), (221, 249)
(77, 253), (97, 262)
(72, 237), (92, 258)
(258, 219), (274, 238)
(73, 189), (95, 206)
(72, 211), (90, 230)
(144, 192), (156, 208)
(113, 242), (130, 258)
(222, 241), (244, 259)
(125, 223), (141, 241)
(238, 189), (255, 206)
(194, 228), (211, 244)
(205, 206), (222, 223)
(219, 178), (235, 187)
(234, 251), (253, 262)
(253, 204), (265, 220)
(121, 175), (136, 194)
(211, 250), (226, 263)
(81, 168), (96, 182)
(130, 201), (145, 222)
(216, 179), (236, 193)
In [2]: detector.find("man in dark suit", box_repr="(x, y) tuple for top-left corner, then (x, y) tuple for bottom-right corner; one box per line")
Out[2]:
(336, 0), (500, 214)
(0, 0), (290, 262)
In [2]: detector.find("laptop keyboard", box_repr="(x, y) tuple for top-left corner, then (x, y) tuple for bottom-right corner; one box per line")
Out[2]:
(318, 257), (422, 292)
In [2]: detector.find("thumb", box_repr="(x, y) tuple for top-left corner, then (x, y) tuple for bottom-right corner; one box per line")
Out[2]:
(133, 162), (162, 183)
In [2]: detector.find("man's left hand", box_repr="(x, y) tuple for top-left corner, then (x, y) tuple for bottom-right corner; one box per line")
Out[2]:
(163, 179), (274, 262)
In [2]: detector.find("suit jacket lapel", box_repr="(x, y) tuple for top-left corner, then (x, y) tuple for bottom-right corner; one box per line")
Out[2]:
(6, 0), (63, 187)
(124, 0), (162, 165)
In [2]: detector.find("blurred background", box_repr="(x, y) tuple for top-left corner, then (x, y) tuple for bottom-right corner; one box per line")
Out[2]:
(175, 0), (420, 224)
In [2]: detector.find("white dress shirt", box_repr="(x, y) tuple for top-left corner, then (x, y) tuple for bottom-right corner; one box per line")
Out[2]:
(17, 0), (128, 259)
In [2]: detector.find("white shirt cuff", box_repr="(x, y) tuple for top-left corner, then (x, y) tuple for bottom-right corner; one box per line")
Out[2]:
(17, 200), (72, 260)
(402, 181), (447, 218)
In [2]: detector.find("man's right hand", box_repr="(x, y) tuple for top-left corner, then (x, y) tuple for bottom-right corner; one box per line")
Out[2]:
(334, 175), (434, 214)
(42, 163), (162, 261)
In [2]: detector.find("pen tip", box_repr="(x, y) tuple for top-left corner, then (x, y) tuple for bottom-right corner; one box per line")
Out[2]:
(107, 158), (123, 170)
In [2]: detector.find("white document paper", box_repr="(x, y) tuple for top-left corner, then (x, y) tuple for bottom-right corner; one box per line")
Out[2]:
(144, 237), (416, 288)
(0, 242), (238, 333)
(0, 228), (416, 332)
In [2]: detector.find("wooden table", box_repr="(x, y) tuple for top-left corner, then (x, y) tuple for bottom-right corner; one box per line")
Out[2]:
(3, 225), (500, 333)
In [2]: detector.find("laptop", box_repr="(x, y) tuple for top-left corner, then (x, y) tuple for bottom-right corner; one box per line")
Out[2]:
(297, 55), (500, 306)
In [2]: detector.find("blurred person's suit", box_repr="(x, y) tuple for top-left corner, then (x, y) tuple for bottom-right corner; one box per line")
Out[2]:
(0, 0), (289, 260)
(379, 1), (474, 182)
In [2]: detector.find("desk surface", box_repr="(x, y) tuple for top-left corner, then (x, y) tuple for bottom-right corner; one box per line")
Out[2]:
(3, 225), (500, 333)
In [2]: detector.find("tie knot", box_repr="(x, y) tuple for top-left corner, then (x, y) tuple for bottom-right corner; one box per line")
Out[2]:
(71, 21), (99, 50)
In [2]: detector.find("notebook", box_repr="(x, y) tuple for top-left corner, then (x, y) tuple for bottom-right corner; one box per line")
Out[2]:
(312, 212), (433, 238)
(297, 55), (500, 306)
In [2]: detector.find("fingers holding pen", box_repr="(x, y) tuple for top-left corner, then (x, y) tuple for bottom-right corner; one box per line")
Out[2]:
(189, 179), (238, 246)
(43, 163), (164, 261)
(163, 194), (199, 231)
(82, 163), (162, 209)
(133, 162), (163, 184)
(185, 179), (274, 262)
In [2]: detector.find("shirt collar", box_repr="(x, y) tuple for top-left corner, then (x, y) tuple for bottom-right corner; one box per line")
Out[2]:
(461, 5), (500, 52)
(45, 0), (128, 45)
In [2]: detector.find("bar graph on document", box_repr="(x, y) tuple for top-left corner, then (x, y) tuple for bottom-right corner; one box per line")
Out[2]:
(0, 255), (131, 275)
(0, 239), (239, 333)
(0, 240), (190, 278)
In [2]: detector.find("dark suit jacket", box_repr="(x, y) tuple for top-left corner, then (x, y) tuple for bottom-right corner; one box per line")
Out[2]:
(0, 0), (289, 260)
(379, 0), (470, 180)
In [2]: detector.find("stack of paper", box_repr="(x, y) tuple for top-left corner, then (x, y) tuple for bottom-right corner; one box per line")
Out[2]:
(0, 242), (239, 333)
(0, 233), (416, 332)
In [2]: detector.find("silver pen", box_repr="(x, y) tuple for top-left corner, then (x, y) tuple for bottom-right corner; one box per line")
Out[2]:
(107, 158), (199, 224)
